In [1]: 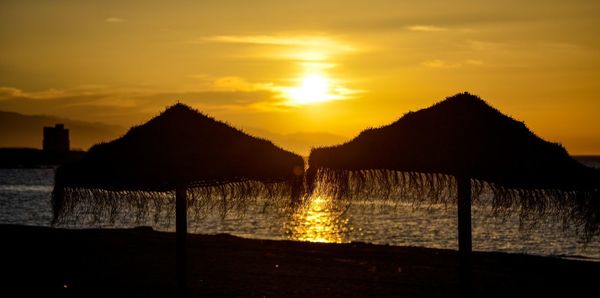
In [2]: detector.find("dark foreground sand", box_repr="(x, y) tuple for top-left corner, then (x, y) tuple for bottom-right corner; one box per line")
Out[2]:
(2, 225), (598, 297)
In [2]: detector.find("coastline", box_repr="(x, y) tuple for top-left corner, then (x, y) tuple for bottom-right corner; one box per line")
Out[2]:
(0, 148), (84, 168)
(2, 224), (598, 297)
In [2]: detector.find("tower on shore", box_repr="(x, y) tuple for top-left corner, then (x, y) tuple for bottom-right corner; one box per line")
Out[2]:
(43, 124), (70, 155)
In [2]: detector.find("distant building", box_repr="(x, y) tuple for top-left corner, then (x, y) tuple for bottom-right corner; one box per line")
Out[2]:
(43, 124), (70, 154)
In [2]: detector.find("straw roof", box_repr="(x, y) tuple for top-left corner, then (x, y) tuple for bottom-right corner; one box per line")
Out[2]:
(53, 103), (304, 223)
(308, 93), (599, 237)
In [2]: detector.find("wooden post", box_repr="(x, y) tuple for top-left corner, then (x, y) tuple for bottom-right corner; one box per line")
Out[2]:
(176, 187), (187, 298)
(457, 176), (472, 297)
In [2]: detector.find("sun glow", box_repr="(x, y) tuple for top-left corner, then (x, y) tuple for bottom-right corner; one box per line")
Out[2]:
(204, 35), (360, 107)
(285, 73), (338, 105)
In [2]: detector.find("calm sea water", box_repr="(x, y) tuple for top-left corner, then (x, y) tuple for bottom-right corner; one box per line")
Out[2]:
(1, 168), (599, 259)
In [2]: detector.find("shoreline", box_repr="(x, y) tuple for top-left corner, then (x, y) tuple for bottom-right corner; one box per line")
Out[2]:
(3, 224), (599, 297)
(20, 223), (599, 262)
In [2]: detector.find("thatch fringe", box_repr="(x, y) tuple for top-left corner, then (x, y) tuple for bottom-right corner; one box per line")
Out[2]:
(52, 179), (303, 227)
(306, 168), (600, 239)
(307, 168), (457, 205)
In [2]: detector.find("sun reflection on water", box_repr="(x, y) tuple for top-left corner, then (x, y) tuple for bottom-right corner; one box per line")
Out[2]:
(285, 196), (350, 243)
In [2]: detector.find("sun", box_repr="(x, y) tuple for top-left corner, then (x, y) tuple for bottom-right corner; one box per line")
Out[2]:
(285, 73), (336, 105)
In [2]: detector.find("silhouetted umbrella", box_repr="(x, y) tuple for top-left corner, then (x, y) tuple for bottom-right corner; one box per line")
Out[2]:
(53, 103), (304, 297)
(307, 92), (599, 295)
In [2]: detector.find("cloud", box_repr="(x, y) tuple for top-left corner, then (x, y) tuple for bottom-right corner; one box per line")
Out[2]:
(198, 34), (357, 62)
(211, 76), (275, 92)
(406, 25), (448, 32)
(335, 11), (538, 32)
(0, 85), (112, 101)
(188, 74), (360, 108)
(466, 40), (507, 51)
(187, 75), (282, 103)
(422, 60), (461, 68)
(201, 34), (354, 51)
(422, 59), (483, 68)
(105, 17), (124, 23)
(0, 85), (285, 125)
(0, 87), (23, 99)
(464, 59), (484, 66)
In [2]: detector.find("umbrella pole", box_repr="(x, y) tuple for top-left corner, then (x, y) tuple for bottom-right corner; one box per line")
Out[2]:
(176, 186), (187, 298)
(457, 176), (472, 297)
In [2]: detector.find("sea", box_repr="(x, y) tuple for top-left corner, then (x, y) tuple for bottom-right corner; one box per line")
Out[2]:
(1, 164), (599, 260)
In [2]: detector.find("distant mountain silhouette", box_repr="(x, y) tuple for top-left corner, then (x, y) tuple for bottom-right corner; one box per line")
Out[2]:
(0, 110), (124, 150)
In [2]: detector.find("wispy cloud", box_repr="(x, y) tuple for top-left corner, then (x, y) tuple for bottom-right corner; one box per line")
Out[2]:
(0, 85), (113, 101)
(336, 11), (538, 32)
(188, 74), (360, 108)
(422, 59), (483, 68)
(201, 34), (355, 52)
(0, 84), (286, 125)
(422, 60), (461, 68)
(212, 76), (275, 93)
(406, 25), (448, 32)
(198, 34), (358, 62)
(105, 17), (124, 23)
(464, 59), (484, 66)
(466, 40), (506, 51)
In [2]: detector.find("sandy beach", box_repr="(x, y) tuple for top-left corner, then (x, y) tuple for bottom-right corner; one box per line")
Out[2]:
(2, 224), (598, 297)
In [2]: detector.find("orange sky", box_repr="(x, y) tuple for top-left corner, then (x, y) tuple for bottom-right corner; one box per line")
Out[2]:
(1, 0), (599, 154)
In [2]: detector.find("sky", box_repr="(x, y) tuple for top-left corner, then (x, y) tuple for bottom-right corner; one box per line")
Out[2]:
(1, 0), (599, 154)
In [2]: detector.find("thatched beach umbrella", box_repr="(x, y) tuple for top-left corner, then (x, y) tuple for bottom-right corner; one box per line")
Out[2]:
(53, 103), (304, 297)
(307, 92), (599, 294)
